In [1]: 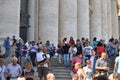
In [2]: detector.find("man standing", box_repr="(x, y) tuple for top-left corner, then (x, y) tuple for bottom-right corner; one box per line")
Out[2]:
(62, 43), (70, 67)
(36, 47), (50, 80)
(84, 42), (93, 62)
(114, 50), (120, 74)
(95, 52), (109, 76)
(7, 57), (22, 80)
(4, 37), (10, 57)
(29, 41), (38, 66)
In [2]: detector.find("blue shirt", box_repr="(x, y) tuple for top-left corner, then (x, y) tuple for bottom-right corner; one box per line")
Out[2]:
(4, 39), (10, 48)
(115, 56), (120, 73)
(21, 45), (28, 57)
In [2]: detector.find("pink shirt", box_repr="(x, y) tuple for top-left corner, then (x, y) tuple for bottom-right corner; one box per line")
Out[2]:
(72, 57), (82, 73)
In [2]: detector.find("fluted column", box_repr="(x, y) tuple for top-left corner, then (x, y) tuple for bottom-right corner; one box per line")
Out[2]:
(117, 0), (120, 17)
(90, 0), (102, 41)
(27, 0), (36, 41)
(77, 0), (89, 39)
(107, 0), (112, 39)
(111, 0), (119, 39)
(39, 0), (58, 45)
(0, 0), (20, 45)
(34, 0), (39, 42)
(59, 0), (77, 41)
(101, 0), (109, 42)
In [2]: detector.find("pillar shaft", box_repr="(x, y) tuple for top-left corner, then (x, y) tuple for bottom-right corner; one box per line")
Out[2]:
(39, 0), (59, 45)
(77, 0), (90, 39)
(59, 0), (77, 41)
(27, 0), (36, 41)
(90, 0), (102, 40)
(34, 0), (39, 42)
(111, 0), (119, 39)
(107, 0), (112, 39)
(101, 0), (108, 41)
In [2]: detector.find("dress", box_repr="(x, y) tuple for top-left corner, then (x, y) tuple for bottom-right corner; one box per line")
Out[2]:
(83, 67), (92, 80)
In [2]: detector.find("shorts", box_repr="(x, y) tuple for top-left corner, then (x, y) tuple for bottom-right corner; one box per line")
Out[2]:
(38, 67), (49, 79)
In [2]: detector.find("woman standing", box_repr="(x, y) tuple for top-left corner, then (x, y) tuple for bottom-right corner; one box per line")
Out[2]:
(83, 60), (93, 80)
(24, 62), (35, 80)
(74, 62), (86, 80)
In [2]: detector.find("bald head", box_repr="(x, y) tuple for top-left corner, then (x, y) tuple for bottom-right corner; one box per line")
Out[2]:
(46, 73), (55, 80)
(101, 52), (107, 59)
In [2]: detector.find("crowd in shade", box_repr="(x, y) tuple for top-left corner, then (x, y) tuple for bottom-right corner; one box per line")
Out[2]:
(0, 35), (120, 80)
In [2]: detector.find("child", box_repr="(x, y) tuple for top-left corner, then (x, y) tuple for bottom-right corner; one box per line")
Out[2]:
(72, 73), (79, 80)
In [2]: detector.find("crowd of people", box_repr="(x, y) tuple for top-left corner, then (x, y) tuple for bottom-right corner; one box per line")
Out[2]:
(0, 36), (56, 80)
(57, 37), (120, 80)
(0, 35), (120, 80)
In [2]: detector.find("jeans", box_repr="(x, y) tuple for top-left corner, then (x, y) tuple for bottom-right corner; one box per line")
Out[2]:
(58, 54), (62, 63)
(5, 48), (10, 57)
(63, 54), (70, 67)
(30, 52), (36, 66)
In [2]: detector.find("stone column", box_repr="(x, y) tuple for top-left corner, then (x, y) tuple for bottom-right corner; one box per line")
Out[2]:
(111, 0), (119, 39)
(27, 0), (35, 41)
(117, 0), (120, 17)
(90, 0), (102, 41)
(59, 0), (77, 41)
(107, 0), (112, 39)
(77, 0), (90, 39)
(0, 0), (20, 44)
(39, 0), (58, 45)
(101, 0), (109, 42)
(34, 0), (39, 42)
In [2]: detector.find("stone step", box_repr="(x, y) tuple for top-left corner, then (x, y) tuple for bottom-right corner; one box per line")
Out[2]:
(55, 76), (72, 80)
(51, 66), (71, 80)
(51, 57), (71, 80)
(52, 68), (70, 72)
(54, 73), (71, 78)
(56, 78), (72, 80)
(52, 66), (70, 69)
(52, 71), (71, 76)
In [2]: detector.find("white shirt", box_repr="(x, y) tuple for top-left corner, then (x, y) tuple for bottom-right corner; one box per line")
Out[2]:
(44, 54), (50, 67)
(36, 52), (50, 67)
(29, 45), (38, 53)
(68, 47), (77, 54)
(36, 51), (44, 62)
(84, 46), (93, 55)
(7, 63), (22, 77)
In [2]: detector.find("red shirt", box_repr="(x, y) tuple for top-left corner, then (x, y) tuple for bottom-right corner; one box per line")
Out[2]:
(97, 46), (105, 57)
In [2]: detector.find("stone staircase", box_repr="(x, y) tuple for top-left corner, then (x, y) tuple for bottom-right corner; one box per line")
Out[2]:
(52, 67), (71, 80)
(3, 55), (72, 80)
(51, 57), (72, 80)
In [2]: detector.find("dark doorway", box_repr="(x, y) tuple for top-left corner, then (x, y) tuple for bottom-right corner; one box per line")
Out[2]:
(20, 0), (29, 42)
(20, 27), (27, 42)
(20, 10), (30, 42)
